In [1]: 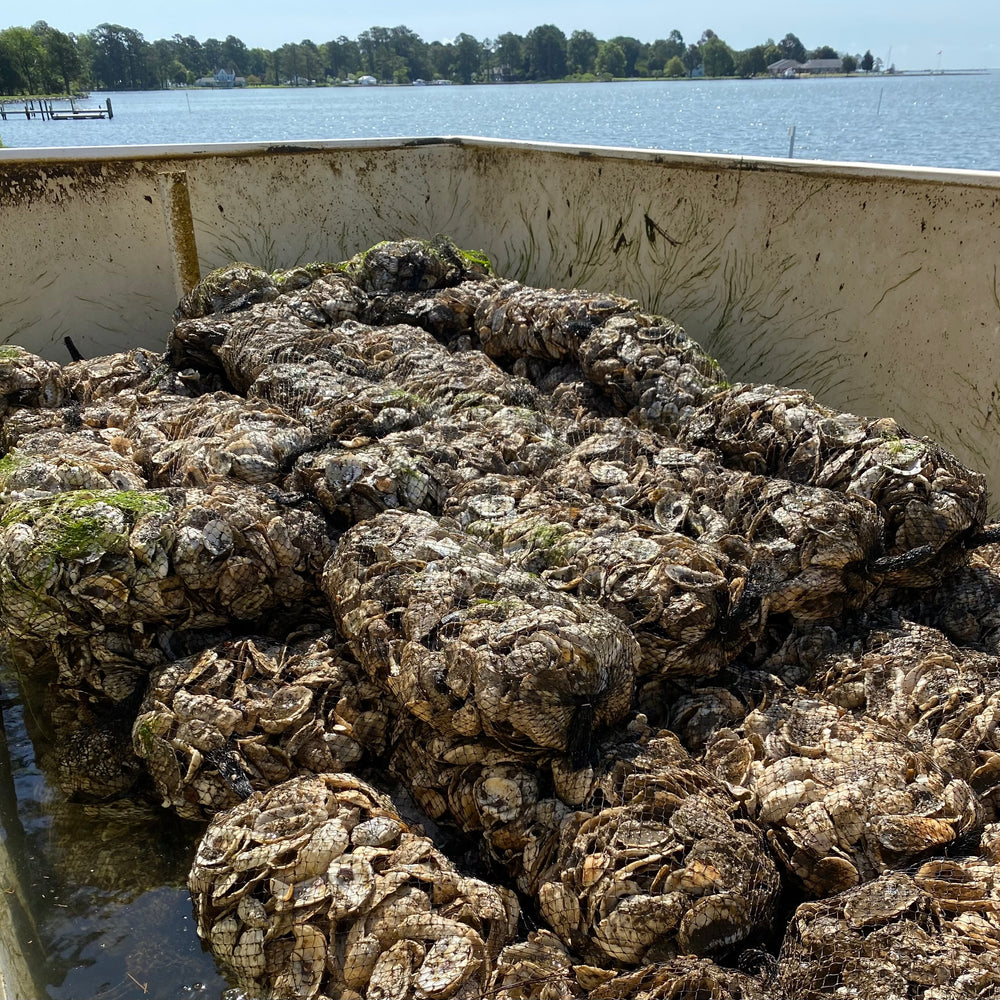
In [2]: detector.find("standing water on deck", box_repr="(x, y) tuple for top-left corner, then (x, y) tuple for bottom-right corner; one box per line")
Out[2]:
(0, 652), (230, 1000)
(0, 74), (998, 171)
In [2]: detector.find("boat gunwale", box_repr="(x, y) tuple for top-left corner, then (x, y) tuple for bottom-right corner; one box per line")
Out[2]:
(0, 135), (999, 189)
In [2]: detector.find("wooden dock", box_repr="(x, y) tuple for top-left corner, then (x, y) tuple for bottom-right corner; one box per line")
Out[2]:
(0, 98), (113, 121)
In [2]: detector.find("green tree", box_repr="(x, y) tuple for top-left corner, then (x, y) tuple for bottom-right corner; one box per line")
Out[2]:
(0, 26), (44, 92)
(861, 49), (875, 72)
(427, 41), (453, 81)
(608, 36), (642, 77)
(809, 45), (839, 59)
(74, 32), (95, 88)
(842, 54), (857, 74)
(88, 24), (151, 89)
(453, 33), (482, 84)
(221, 35), (249, 75)
(323, 37), (360, 79)
(299, 39), (321, 83)
(358, 26), (388, 75)
(524, 24), (567, 80)
(595, 41), (625, 78)
(567, 29), (599, 75)
(202, 38), (223, 71)
(762, 40), (782, 66)
(390, 26), (430, 82)
(701, 36), (734, 77)
(733, 45), (766, 78)
(664, 55), (686, 78)
(148, 37), (176, 88)
(172, 36), (206, 76)
(266, 48), (280, 85)
(167, 58), (188, 85)
(276, 42), (302, 82)
(646, 40), (669, 74)
(682, 43), (702, 76)
(35, 23), (81, 93)
(246, 47), (270, 79)
(494, 32), (524, 81)
(778, 32), (807, 63)
(647, 33), (684, 74)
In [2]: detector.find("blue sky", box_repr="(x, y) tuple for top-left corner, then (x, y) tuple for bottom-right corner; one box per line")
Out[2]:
(18, 1), (1000, 70)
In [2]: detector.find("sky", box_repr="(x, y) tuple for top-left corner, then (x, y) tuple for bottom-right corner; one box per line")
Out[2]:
(15, 0), (1000, 70)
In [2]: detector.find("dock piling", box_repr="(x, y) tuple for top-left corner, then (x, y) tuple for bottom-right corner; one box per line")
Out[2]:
(2, 97), (112, 121)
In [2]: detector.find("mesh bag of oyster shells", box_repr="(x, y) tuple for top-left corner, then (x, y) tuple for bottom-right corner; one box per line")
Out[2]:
(289, 405), (575, 528)
(169, 237), (493, 386)
(473, 285), (730, 437)
(122, 389), (315, 489)
(325, 508), (639, 759)
(489, 935), (777, 999)
(883, 541), (1000, 656)
(189, 772), (518, 1000)
(533, 722), (781, 968)
(703, 695), (983, 898)
(0, 427), (148, 498)
(388, 714), (576, 899)
(677, 383), (989, 585)
(0, 485), (332, 680)
(134, 632), (393, 820)
(776, 867), (1000, 998)
(447, 461), (882, 683)
(468, 271), (989, 588)
(0, 344), (69, 419)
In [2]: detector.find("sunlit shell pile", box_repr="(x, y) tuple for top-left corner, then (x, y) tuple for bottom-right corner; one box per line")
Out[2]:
(3, 237), (1000, 998)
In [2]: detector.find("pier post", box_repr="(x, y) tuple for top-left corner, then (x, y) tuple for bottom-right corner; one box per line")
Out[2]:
(106, 98), (113, 119)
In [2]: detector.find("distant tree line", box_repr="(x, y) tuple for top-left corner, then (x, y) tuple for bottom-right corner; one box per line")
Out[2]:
(0, 20), (880, 93)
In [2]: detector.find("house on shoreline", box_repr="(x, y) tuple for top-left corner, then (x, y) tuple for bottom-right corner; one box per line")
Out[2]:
(195, 68), (246, 88)
(767, 57), (844, 77)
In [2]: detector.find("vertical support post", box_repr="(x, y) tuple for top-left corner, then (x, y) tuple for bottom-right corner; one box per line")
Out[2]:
(788, 125), (796, 158)
(106, 98), (113, 119)
(157, 170), (201, 302)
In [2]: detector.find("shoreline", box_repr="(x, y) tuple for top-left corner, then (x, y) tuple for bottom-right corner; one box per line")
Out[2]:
(1, 68), (993, 100)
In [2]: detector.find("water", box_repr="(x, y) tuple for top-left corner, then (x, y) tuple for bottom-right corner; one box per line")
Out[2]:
(0, 658), (229, 1000)
(2, 75), (999, 171)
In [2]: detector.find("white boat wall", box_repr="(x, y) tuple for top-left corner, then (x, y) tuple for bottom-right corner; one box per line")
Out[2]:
(3, 137), (999, 498)
(1, 137), (999, 495)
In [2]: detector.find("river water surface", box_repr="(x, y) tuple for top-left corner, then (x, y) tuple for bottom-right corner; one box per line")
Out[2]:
(1, 74), (998, 171)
